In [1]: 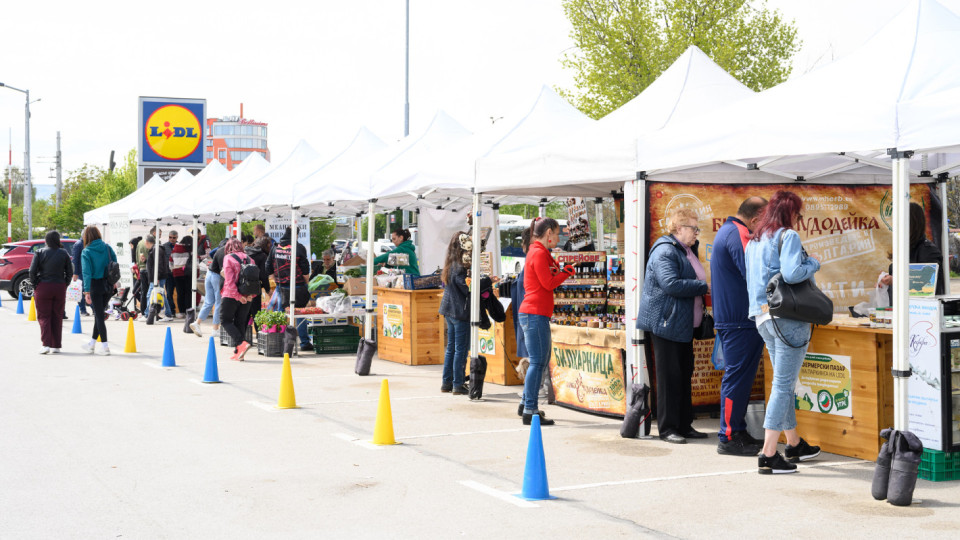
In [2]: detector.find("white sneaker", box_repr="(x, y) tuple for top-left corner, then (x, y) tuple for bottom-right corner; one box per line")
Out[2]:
(98, 343), (111, 356)
(81, 341), (95, 354)
(51, 348), (61, 354)
(39, 346), (51, 355)
(175, 313), (185, 319)
(189, 321), (202, 337)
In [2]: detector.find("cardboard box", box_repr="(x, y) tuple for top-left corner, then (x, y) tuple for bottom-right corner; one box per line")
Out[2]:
(345, 277), (368, 295)
(342, 254), (366, 267)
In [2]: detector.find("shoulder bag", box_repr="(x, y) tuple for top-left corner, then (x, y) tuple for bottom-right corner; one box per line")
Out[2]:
(766, 230), (833, 348)
(692, 299), (714, 340)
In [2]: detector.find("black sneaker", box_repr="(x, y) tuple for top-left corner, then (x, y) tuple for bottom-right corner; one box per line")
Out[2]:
(718, 432), (762, 456)
(784, 438), (821, 463)
(758, 452), (797, 474)
(451, 385), (469, 395)
(440, 383), (453, 393)
(517, 403), (524, 417)
(522, 411), (555, 426)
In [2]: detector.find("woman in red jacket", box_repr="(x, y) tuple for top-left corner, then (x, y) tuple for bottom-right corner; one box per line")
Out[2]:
(519, 217), (574, 425)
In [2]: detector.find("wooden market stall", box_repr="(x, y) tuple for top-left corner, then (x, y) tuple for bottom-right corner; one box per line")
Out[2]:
(763, 315), (893, 461)
(374, 287), (445, 365)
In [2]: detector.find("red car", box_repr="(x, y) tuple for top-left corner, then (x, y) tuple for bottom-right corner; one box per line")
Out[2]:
(0, 239), (80, 299)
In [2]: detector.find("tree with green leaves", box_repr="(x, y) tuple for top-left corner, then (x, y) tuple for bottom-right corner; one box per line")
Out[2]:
(46, 149), (137, 237)
(559, 0), (800, 119)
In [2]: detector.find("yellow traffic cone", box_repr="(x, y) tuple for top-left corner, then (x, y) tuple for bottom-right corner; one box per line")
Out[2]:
(277, 353), (298, 409)
(27, 297), (37, 321)
(124, 318), (137, 353)
(372, 379), (400, 445)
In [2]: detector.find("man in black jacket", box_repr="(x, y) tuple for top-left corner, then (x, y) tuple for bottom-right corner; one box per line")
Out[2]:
(266, 227), (311, 350)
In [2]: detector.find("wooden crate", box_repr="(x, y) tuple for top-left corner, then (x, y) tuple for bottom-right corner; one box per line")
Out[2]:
(374, 287), (444, 365)
(763, 324), (893, 461)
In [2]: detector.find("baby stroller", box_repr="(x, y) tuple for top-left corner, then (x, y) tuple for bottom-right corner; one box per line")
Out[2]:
(107, 286), (138, 321)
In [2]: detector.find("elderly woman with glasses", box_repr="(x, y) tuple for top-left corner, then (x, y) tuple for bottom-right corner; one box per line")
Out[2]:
(637, 207), (710, 444)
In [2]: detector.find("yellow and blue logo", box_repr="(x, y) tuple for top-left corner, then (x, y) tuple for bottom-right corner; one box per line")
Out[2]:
(144, 105), (201, 160)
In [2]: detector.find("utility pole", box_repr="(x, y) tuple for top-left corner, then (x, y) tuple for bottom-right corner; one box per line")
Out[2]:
(55, 131), (62, 211)
(6, 130), (11, 242)
(24, 89), (33, 240)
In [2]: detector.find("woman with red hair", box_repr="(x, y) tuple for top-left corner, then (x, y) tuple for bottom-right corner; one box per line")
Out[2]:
(746, 191), (823, 474)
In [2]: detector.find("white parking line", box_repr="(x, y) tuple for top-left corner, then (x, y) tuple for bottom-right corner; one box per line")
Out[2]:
(402, 422), (613, 440)
(332, 432), (383, 450)
(459, 480), (539, 508)
(551, 460), (869, 492)
(299, 395), (445, 406)
(246, 400), (278, 412)
(142, 362), (165, 370)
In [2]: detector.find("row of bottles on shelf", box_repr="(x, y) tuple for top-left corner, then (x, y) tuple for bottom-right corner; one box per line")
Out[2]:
(568, 264), (606, 280)
(552, 305), (626, 328)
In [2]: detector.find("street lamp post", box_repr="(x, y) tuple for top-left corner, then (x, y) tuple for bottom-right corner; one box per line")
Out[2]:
(0, 82), (35, 240)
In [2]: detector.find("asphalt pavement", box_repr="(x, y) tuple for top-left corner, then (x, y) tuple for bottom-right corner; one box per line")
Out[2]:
(2, 302), (959, 539)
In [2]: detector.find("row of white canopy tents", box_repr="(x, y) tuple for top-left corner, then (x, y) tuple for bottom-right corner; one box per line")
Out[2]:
(84, 0), (960, 432)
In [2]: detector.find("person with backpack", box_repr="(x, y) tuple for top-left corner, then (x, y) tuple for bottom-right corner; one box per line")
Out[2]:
(265, 226), (312, 351)
(244, 235), (271, 328)
(30, 230), (73, 354)
(80, 226), (118, 356)
(145, 235), (174, 321)
(220, 238), (259, 361)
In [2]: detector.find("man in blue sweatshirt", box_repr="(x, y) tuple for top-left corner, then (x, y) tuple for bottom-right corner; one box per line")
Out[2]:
(711, 196), (767, 456)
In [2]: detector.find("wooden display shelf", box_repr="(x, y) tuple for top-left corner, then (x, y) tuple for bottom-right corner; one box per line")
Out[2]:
(373, 287), (444, 366)
(608, 280), (625, 288)
(555, 298), (606, 305)
(607, 299), (625, 306)
(763, 322), (893, 461)
(562, 278), (607, 286)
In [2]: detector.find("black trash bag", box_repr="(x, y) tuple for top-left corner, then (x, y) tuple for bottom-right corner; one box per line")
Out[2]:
(888, 430), (923, 507)
(872, 428), (895, 500)
(620, 384), (651, 439)
(469, 355), (487, 400)
(282, 325), (298, 357)
(183, 307), (196, 334)
(355, 338), (376, 376)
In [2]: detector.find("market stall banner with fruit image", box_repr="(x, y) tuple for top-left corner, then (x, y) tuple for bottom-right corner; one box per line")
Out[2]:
(382, 303), (403, 340)
(646, 182), (939, 407)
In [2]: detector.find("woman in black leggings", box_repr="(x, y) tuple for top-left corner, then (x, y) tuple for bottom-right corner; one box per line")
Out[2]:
(80, 226), (117, 355)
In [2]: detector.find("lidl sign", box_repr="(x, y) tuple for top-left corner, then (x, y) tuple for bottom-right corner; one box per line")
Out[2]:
(138, 97), (206, 165)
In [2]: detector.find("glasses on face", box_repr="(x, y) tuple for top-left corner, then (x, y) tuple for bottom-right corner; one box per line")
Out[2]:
(681, 224), (701, 235)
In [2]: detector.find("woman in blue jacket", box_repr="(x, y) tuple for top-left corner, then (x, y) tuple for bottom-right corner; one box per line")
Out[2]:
(80, 226), (117, 356)
(745, 191), (822, 474)
(637, 207), (709, 444)
(438, 232), (471, 395)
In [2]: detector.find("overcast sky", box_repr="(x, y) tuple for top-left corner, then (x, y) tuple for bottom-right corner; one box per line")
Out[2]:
(0, 0), (950, 187)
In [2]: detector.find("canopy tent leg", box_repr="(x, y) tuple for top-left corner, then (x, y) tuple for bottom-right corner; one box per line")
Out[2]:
(290, 208), (298, 352)
(154, 220), (161, 289)
(236, 212), (243, 240)
(595, 197), (605, 253)
(192, 217), (199, 312)
(490, 203), (502, 278)
(890, 151), (913, 431)
(626, 175), (651, 436)
(939, 177), (950, 279)
(469, 191), (481, 376)
(364, 200), (377, 341)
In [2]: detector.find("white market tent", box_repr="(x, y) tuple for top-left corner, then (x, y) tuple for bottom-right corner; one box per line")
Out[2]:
(83, 173), (169, 226)
(474, 46), (755, 196)
(631, 0), (960, 432)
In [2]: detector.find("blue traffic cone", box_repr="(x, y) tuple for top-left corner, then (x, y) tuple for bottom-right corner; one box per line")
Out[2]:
(16, 292), (24, 314)
(161, 327), (176, 367)
(202, 337), (220, 383)
(71, 305), (83, 334)
(518, 414), (555, 501)
(0, 293), (3, 307)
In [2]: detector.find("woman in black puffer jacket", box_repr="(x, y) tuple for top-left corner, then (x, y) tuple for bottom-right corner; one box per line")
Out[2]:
(438, 231), (472, 395)
(30, 230), (74, 354)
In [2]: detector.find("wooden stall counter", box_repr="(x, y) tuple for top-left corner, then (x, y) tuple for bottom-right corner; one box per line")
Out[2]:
(374, 287), (444, 365)
(763, 314), (892, 461)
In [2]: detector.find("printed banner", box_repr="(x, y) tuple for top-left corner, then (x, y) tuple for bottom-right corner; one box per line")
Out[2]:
(647, 182), (935, 407)
(565, 197), (591, 250)
(795, 352), (853, 417)
(265, 217), (311, 255)
(107, 213), (133, 291)
(477, 325), (496, 356)
(549, 339), (626, 417)
(908, 298), (944, 450)
(382, 303), (404, 340)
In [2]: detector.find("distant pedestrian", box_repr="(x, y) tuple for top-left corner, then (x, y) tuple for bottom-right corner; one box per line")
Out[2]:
(439, 232), (472, 395)
(30, 230), (73, 354)
(711, 196), (768, 456)
(244, 236), (271, 328)
(71, 235), (90, 317)
(136, 227), (155, 315)
(163, 230), (179, 318)
(145, 235), (174, 321)
(220, 239), (256, 361)
(266, 226), (312, 351)
(171, 235), (193, 316)
(80, 226), (117, 356)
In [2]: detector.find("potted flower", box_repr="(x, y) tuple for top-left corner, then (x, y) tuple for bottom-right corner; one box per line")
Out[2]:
(255, 310), (289, 334)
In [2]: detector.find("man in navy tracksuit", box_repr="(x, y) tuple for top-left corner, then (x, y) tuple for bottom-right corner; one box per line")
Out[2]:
(711, 197), (768, 456)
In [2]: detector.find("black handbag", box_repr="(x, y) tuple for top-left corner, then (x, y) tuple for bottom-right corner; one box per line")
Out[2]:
(692, 299), (714, 340)
(766, 230), (833, 347)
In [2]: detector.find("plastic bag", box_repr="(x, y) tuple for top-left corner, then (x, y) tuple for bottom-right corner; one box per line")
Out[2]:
(308, 273), (333, 292)
(318, 293), (352, 314)
(711, 337), (725, 371)
(851, 273), (890, 317)
(66, 280), (83, 303)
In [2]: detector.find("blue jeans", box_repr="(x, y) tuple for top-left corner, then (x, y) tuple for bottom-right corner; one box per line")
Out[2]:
(146, 279), (174, 317)
(442, 318), (469, 387)
(520, 313), (551, 414)
(296, 317), (310, 347)
(757, 318), (811, 432)
(197, 272), (222, 325)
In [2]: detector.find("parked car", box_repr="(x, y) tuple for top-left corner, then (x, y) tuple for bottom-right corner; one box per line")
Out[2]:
(0, 238), (80, 299)
(332, 239), (348, 254)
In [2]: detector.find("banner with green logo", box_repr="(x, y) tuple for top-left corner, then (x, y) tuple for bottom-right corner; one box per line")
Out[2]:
(382, 303), (403, 340)
(477, 326), (496, 355)
(795, 352), (852, 417)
